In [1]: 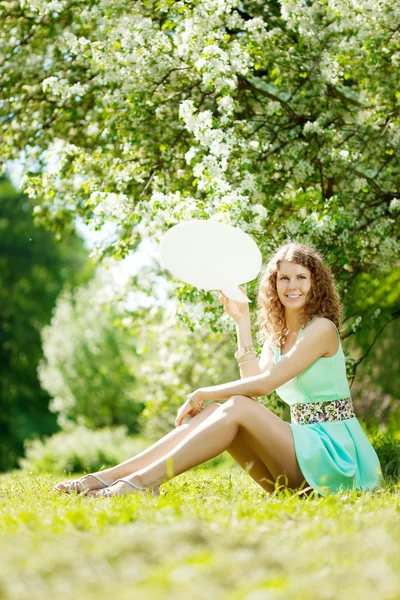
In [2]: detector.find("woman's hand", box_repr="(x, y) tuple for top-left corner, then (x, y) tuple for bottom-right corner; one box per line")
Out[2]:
(175, 392), (205, 428)
(219, 285), (250, 323)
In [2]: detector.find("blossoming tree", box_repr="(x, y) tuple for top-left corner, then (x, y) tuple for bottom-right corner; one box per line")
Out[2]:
(1, 0), (399, 382)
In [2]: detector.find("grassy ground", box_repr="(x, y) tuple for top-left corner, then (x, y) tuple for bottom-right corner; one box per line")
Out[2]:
(0, 460), (399, 600)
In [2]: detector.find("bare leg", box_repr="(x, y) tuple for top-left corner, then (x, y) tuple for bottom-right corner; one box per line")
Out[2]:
(133, 402), (252, 489)
(226, 428), (276, 493)
(113, 404), (276, 493)
(103, 404), (223, 478)
(56, 403), (222, 492)
(90, 395), (310, 497)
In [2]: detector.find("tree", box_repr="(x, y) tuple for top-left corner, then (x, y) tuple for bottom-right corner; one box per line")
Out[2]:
(349, 319), (400, 432)
(1, 0), (399, 377)
(0, 175), (92, 471)
(38, 269), (146, 433)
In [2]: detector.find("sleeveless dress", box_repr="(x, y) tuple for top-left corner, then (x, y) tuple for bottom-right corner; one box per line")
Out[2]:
(269, 318), (383, 497)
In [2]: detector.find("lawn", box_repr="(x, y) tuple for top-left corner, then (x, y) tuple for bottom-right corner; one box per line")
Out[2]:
(0, 462), (399, 600)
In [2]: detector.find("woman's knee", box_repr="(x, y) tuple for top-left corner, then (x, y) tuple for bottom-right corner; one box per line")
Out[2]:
(201, 402), (222, 417)
(223, 395), (253, 414)
(205, 398), (251, 418)
(200, 403), (222, 416)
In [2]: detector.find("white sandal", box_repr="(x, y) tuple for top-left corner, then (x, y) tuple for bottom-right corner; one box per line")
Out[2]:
(55, 473), (110, 495)
(94, 477), (160, 498)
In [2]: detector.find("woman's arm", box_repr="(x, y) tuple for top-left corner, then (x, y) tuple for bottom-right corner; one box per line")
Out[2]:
(219, 286), (271, 379)
(197, 319), (337, 402)
(235, 317), (262, 378)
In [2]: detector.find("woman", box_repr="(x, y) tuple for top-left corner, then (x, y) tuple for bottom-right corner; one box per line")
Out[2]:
(55, 242), (383, 498)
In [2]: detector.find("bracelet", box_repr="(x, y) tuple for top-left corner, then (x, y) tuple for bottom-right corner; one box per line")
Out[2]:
(237, 352), (257, 366)
(187, 393), (204, 414)
(237, 350), (256, 364)
(234, 346), (255, 361)
(238, 356), (257, 367)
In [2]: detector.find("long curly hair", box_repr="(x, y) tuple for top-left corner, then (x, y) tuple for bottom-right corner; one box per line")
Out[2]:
(256, 243), (343, 348)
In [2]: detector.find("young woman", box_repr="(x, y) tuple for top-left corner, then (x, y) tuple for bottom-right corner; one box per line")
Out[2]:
(55, 243), (383, 498)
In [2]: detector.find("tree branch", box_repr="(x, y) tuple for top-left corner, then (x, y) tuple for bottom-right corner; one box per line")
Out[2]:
(238, 75), (306, 122)
(326, 84), (368, 109)
(348, 307), (400, 385)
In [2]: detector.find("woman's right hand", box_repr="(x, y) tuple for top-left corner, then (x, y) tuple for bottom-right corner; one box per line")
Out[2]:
(219, 285), (250, 323)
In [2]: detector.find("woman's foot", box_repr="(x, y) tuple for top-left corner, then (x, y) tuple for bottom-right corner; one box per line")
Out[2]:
(54, 469), (118, 495)
(87, 475), (160, 498)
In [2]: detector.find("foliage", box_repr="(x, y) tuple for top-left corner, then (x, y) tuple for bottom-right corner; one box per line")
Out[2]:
(343, 268), (400, 384)
(0, 175), (93, 471)
(0, 468), (398, 599)
(38, 267), (147, 432)
(19, 423), (149, 474)
(1, 0), (399, 347)
(369, 430), (400, 480)
(352, 372), (400, 435)
(343, 278), (400, 421)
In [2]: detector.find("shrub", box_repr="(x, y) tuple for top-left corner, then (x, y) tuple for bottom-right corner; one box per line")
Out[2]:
(370, 430), (400, 480)
(19, 424), (149, 474)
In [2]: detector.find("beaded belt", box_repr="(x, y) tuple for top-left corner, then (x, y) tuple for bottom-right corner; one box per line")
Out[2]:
(290, 397), (356, 425)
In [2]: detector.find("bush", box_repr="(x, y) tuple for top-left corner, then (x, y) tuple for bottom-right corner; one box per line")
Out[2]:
(19, 424), (149, 474)
(369, 430), (400, 481)
(38, 279), (145, 434)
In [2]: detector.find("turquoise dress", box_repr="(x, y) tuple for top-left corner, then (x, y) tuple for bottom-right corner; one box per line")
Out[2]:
(272, 318), (383, 497)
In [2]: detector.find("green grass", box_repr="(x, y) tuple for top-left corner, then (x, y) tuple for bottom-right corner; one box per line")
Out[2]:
(0, 462), (399, 600)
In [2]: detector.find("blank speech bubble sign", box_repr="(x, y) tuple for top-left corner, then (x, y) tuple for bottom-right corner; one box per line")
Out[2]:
(160, 220), (262, 303)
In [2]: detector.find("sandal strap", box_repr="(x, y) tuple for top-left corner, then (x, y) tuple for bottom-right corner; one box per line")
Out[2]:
(63, 473), (109, 494)
(78, 473), (110, 496)
(85, 474), (109, 488)
(115, 478), (159, 492)
(92, 479), (161, 498)
(115, 478), (146, 491)
(94, 487), (113, 498)
(70, 480), (85, 494)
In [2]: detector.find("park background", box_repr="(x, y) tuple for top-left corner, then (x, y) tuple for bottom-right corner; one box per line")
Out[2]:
(0, 0), (399, 598)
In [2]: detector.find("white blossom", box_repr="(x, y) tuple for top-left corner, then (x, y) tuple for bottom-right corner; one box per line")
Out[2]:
(91, 192), (132, 221)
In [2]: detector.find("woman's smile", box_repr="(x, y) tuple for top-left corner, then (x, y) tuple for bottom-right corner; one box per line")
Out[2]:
(277, 261), (312, 308)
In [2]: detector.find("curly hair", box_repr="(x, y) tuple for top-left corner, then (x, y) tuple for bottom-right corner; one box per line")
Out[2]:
(255, 243), (343, 348)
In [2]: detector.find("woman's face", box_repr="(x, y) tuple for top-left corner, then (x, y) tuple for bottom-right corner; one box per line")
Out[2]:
(276, 260), (312, 311)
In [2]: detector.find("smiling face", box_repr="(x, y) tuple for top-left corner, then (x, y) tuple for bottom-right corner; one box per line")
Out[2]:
(276, 260), (312, 313)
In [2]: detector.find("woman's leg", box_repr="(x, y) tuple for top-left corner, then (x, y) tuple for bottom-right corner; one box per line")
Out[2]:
(56, 403), (223, 492)
(91, 395), (311, 497)
(225, 428), (277, 493)
(102, 403), (224, 478)
(111, 405), (277, 493)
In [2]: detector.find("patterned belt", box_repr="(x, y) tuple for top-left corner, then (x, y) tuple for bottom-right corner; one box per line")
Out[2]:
(290, 397), (356, 425)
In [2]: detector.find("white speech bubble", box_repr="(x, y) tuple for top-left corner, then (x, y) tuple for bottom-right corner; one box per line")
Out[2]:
(160, 220), (262, 303)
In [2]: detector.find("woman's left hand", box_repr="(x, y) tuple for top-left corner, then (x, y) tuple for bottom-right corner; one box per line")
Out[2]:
(175, 391), (204, 428)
